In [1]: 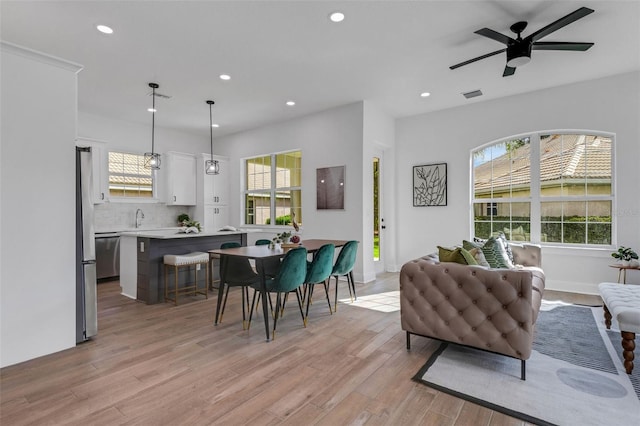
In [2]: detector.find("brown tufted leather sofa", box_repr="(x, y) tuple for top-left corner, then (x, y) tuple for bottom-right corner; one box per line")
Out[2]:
(400, 244), (544, 380)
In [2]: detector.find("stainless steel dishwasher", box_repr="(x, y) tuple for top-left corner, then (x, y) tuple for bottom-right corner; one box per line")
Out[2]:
(95, 232), (120, 281)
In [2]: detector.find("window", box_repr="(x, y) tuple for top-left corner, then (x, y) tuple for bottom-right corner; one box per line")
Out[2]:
(108, 151), (155, 198)
(244, 150), (302, 226)
(472, 132), (613, 246)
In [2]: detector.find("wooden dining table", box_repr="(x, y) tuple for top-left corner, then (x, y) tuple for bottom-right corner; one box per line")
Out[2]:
(208, 239), (349, 341)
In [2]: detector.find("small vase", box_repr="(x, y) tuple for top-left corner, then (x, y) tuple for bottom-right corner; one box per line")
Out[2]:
(620, 260), (630, 267)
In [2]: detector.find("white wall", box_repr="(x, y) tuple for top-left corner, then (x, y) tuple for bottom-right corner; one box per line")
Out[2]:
(395, 71), (640, 293)
(1, 43), (82, 367)
(78, 112), (209, 231)
(214, 102), (369, 281)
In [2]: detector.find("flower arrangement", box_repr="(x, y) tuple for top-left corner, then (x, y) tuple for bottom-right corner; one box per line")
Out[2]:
(271, 231), (291, 246)
(269, 230), (301, 249)
(177, 213), (201, 231)
(611, 246), (638, 265)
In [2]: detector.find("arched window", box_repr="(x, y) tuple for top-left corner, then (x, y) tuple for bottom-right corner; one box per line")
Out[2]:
(471, 132), (614, 247)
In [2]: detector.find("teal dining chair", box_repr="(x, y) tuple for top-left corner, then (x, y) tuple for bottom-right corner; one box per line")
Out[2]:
(331, 240), (358, 312)
(249, 246), (308, 338)
(216, 241), (260, 330)
(303, 243), (335, 325)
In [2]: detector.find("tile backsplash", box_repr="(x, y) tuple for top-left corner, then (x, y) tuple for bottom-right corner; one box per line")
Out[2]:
(94, 203), (194, 232)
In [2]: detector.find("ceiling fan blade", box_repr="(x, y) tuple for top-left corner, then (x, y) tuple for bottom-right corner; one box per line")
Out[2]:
(449, 48), (506, 70)
(532, 42), (594, 51)
(503, 66), (516, 77)
(474, 28), (514, 45)
(527, 7), (594, 42)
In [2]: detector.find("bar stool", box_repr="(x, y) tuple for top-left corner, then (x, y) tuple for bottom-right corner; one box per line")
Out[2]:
(164, 252), (209, 305)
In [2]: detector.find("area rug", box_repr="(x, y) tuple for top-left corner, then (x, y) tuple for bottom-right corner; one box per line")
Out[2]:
(413, 301), (640, 426)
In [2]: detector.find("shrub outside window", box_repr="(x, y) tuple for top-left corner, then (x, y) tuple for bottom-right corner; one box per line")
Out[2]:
(244, 151), (302, 227)
(472, 132), (613, 246)
(108, 151), (155, 198)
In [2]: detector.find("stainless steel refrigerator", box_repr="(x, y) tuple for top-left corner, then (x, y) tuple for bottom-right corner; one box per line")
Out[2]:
(76, 146), (98, 342)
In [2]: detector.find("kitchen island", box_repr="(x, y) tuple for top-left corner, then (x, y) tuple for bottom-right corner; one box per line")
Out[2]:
(119, 228), (248, 304)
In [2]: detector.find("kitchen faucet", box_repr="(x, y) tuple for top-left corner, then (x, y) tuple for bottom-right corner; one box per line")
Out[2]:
(135, 208), (145, 228)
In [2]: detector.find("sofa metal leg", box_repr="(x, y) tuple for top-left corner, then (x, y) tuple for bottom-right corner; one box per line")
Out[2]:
(521, 360), (526, 381)
(406, 331), (411, 350)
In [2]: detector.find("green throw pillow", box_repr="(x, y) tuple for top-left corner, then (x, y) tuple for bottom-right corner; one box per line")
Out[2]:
(480, 237), (514, 269)
(438, 246), (478, 265)
(463, 240), (482, 251)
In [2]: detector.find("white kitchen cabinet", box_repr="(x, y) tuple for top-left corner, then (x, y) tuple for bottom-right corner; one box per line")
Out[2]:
(165, 151), (196, 206)
(76, 137), (109, 204)
(204, 205), (229, 231)
(194, 153), (230, 231)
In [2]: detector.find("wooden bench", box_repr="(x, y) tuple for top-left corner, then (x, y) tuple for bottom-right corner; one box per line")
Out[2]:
(598, 282), (640, 374)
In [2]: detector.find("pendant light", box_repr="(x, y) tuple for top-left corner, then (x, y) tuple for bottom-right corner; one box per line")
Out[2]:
(205, 100), (220, 175)
(144, 82), (161, 169)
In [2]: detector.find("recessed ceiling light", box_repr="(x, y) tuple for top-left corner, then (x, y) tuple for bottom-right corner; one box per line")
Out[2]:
(219, 74), (231, 81)
(147, 108), (156, 112)
(329, 12), (345, 23)
(286, 101), (296, 106)
(211, 124), (220, 128)
(420, 92), (431, 98)
(96, 25), (113, 34)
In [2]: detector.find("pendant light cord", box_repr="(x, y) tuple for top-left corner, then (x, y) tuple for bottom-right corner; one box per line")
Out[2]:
(151, 85), (156, 155)
(208, 100), (214, 156)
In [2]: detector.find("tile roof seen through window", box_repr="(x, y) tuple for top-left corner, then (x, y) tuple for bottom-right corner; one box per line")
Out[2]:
(474, 134), (611, 194)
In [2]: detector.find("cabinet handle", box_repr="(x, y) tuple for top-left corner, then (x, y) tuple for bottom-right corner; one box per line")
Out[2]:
(173, 196), (177, 202)
(101, 193), (104, 200)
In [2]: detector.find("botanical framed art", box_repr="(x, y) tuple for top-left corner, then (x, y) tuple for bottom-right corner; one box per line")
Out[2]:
(317, 165), (345, 210)
(413, 163), (447, 206)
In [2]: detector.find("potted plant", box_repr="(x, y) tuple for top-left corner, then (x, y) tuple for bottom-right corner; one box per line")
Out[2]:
(178, 213), (190, 226)
(611, 246), (639, 266)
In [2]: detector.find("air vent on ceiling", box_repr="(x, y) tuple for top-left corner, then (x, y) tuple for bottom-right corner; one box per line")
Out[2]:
(462, 89), (483, 99)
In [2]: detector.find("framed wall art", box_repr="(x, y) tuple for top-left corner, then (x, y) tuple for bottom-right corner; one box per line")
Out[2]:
(413, 163), (447, 207)
(317, 165), (345, 210)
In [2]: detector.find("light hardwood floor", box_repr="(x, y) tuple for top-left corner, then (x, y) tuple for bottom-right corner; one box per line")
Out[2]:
(1, 273), (601, 425)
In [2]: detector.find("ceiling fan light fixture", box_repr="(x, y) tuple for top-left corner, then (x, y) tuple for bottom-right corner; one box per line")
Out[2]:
(506, 55), (531, 68)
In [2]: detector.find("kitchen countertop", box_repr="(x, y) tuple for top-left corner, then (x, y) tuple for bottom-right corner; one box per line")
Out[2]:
(119, 228), (252, 239)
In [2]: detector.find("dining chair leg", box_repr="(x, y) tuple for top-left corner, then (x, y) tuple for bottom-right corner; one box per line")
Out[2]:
(304, 284), (314, 326)
(214, 282), (225, 325)
(295, 287), (305, 326)
(248, 290), (258, 329)
(349, 271), (357, 301)
(220, 285), (231, 323)
(273, 292), (282, 339)
(281, 292), (289, 316)
(322, 280), (333, 315)
(333, 275), (339, 313)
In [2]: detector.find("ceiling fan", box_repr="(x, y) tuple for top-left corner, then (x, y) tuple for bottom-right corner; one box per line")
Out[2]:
(450, 6), (595, 77)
